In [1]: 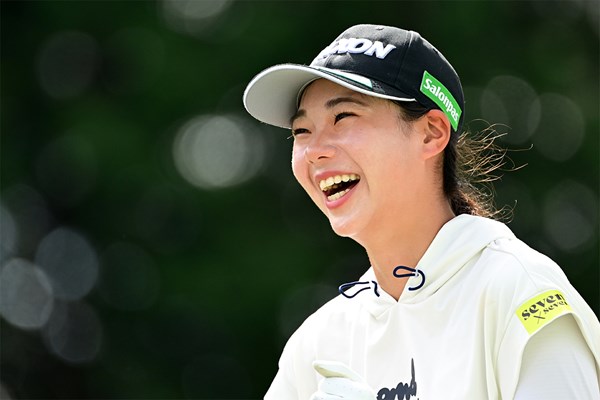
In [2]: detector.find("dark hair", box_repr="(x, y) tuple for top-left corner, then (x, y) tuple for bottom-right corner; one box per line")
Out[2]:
(393, 101), (509, 220)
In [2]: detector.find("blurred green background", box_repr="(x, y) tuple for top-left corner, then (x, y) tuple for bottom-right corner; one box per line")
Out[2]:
(1, 1), (598, 398)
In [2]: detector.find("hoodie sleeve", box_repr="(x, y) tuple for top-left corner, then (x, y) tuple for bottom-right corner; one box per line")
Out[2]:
(491, 239), (600, 399)
(514, 314), (600, 399)
(264, 314), (320, 400)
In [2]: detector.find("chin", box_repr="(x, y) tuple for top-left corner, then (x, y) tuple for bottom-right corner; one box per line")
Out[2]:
(328, 218), (362, 239)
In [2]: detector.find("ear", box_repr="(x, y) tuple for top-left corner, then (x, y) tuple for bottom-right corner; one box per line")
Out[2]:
(420, 109), (451, 160)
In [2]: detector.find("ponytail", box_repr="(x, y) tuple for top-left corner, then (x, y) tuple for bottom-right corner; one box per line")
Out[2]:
(444, 126), (510, 219)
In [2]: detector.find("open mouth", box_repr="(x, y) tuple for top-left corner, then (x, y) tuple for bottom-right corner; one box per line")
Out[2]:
(319, 174), (360, 201)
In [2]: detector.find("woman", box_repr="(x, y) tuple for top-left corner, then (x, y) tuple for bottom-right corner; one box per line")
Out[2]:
(243, 24), (600, 399)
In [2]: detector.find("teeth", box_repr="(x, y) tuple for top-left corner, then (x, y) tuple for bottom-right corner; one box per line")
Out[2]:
(319, 174), (360, 192)
(327, 188), (350, 201)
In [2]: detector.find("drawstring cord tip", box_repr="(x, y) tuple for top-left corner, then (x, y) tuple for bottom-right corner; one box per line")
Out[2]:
(339, 280), (380, 298)
(393, 265), (426, 291)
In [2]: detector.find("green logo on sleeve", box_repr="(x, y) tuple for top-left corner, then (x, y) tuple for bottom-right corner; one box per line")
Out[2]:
(419, 71), (462, 131)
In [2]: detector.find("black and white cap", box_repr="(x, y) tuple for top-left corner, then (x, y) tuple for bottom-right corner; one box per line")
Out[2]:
(243, 24), (465, 133)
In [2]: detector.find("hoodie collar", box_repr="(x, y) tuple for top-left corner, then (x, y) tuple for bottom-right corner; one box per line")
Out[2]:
(340, 215), (516, 318)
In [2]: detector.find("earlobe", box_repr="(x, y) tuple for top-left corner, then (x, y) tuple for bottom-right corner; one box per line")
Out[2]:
(421, 109), (451, 160)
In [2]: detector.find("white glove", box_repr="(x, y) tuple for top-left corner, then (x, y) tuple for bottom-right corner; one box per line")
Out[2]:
(309, 360), (377, 400)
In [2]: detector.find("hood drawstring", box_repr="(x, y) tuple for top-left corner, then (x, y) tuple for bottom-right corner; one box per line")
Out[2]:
(339, 280), (380, 299)
(393, 265), (426, 291)
(338, 266), (426, 298)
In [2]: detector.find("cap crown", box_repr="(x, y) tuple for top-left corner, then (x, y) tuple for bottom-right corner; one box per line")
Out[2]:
(310, 24), (464, 131)
(242, 24), (465, 132)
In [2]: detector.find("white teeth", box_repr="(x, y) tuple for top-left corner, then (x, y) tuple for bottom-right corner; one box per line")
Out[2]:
(318, 174), (360, 193)
(327, 189), (350, 201)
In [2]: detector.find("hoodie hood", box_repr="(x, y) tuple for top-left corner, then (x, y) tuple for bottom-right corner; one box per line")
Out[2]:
(345, 214), (516, 318)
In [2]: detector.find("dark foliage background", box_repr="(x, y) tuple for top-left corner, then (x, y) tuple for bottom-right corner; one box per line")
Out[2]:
(1, 1), (598, 398)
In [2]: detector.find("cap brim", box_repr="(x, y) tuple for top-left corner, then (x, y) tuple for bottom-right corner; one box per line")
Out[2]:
(243, 64), (415, 129)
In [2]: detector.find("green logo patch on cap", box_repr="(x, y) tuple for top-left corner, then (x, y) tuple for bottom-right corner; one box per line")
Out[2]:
(420, 71), (462, 131)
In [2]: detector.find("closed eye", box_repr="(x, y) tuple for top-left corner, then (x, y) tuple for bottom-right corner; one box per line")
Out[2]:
(334, 112), (356, 124)
(289, 127), (310, 139)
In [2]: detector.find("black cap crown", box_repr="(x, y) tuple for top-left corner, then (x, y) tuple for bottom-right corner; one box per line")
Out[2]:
(244, 24), (464, 132)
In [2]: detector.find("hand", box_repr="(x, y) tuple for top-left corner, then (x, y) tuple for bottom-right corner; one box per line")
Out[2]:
(309, 360), (377, 400)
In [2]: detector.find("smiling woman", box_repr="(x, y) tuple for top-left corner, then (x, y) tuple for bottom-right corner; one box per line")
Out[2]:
(289, 80), (446, 250)
(243, 24), (600, 400)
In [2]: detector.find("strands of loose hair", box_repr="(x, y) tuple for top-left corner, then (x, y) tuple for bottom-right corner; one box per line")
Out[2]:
(454, 123), (527, 221)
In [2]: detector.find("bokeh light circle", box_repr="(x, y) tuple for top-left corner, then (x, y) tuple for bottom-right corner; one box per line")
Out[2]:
(161, 0), (232, 37)
(0, 202), (18, 263)
(35, 227), (99, 300)
(42, 301), (103, 364)
(480, 75), (540, 145)
(0, 258), (54, 330)
(173, 114), (265, 190)
(37, 31), (99, 99)
(531, 93), (585, 162)
(2, 184), (54, 256)
(543, 179), (598, 252)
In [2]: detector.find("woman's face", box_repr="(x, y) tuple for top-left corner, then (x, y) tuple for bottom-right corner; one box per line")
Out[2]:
(291, 79), (428, 241)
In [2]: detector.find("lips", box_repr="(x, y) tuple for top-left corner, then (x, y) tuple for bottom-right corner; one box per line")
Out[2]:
(318, 173), (360, 201)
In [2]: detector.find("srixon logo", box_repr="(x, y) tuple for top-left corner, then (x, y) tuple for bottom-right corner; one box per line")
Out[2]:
(377, 358), (418, 400)
(316, 37), (396, 60)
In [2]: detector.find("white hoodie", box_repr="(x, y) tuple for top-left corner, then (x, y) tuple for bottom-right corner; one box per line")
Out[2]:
(265, 215), (600, 399)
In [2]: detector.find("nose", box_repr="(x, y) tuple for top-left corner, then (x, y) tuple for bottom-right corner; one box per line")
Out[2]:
(304, 130), (336, 164)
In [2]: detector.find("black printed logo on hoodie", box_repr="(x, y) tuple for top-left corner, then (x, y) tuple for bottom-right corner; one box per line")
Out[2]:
(377, 358), (418, 400)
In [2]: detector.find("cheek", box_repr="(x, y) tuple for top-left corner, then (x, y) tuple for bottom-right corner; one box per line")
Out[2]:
(291, 146), (311, 189)
(290, 146), (302, 178)
(365, 138), (416, 187)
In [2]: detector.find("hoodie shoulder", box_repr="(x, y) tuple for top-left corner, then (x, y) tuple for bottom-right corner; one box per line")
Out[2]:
(482, 235), (570, 292)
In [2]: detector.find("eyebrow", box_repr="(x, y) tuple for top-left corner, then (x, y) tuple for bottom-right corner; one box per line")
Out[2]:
(289, 95), (370, 127)
(290, 109), (306, 127)
(325, 96), (369, 109)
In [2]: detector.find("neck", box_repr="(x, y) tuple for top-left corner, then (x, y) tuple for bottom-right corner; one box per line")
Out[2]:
(356, 201), (455, 300)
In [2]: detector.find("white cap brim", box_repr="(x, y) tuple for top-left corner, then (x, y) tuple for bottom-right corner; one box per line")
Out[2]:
(243, 64), (415, 129)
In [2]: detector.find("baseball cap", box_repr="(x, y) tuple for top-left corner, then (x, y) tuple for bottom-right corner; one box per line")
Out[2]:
(243, 24), (465, 133)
